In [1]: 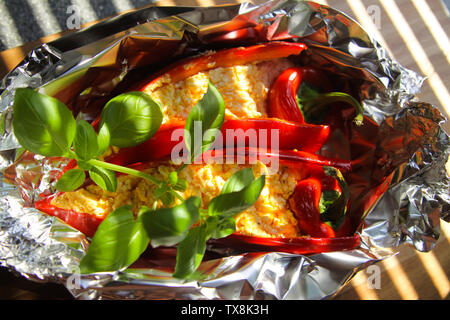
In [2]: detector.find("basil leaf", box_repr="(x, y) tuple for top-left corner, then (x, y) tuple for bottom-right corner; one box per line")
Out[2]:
(142, 196), (201, 247)
(160, 191), (175, 206)
(208, 216), (236, 239)
(220, 167), (255, 195)
(12, 88), (76, 157)
(172, 224), (208, 279)
(55, 169), (86, 192)
(173, 178), (188, 192)
(96, 123), (111, 156)
(77, 160), (92, 171)
(208, 175), (265, 217)
(185, 81), (225, 163)
(89, 165), (117, 192)
(79, 206), (150, 274)
(73, 120), (98, 160)
(168, 171), (178, 186)
(100, 91), (163, 148)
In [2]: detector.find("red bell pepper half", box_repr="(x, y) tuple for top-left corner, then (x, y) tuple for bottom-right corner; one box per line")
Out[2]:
(35, 194), (104, 238)
(105, 118), (331, 167)
(136, 41), (308, 92)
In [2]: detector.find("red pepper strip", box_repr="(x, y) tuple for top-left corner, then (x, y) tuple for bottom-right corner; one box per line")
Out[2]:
(268, 67), (331, 123)
(208, 233), (360, 255)
(105, 120), (185, 166)
(34, 194), (104, 238)
(288, 178), (336, 238)
(221, 118), (330, 153)
(203, 148), (352, 173)
(105, 118), (331, 166)
(136, 41), (308, 92)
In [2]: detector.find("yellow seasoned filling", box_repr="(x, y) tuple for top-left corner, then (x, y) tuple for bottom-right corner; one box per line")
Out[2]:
(51, 161), (303, 238)
(146, 58), (295, 122)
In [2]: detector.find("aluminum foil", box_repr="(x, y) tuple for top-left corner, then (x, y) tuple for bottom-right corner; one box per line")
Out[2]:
(0, 0), (449, 300)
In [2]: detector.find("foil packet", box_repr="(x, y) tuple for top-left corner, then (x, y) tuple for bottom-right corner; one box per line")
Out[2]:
(0, 0), (449, 300)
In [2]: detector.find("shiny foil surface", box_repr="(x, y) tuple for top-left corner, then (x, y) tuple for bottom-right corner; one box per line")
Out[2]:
(0, 0), (448, 300)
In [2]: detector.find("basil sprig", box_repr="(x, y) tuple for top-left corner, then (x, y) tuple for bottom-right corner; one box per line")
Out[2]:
(12, 89), (169, 193)
(16, 83), (264, 279)
(185, 81), (225, 164)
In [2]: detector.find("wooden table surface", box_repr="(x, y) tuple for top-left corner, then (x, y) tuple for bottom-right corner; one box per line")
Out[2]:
(0, 0), (449, 300)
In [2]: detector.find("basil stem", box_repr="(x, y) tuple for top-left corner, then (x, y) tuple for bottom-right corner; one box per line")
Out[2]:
(86, 159), (163, 187)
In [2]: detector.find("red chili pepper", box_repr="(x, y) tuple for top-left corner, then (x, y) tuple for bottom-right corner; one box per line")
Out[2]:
(105, 118), (331, 166)
(288, 178), (336, 238)
(203, 147), (352, 173)
(268, 67), (331, 123)
(135, 41), (308, 92)
(268, 67), (364, 126)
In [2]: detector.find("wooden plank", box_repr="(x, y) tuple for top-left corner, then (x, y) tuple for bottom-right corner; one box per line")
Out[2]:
(334, 221), (450, 300)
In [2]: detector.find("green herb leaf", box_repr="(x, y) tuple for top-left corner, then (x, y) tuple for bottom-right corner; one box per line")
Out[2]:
(142, 196), (201, 247)
(220, 167), (255, 195)
(100, 91), (163, 148)
(160, 191), (175, 206)
(172, 224), (208, 279)
(168, 171), (178, 186)
(55, 168), (86, 192)
(12, 88), (76, 157)
(208, 216), (236, 239)
(79, 206), (150, 274)
(73, 120), (99, 160)
(76, 160), (92, 171)
(185, 81), (225, 163)
(208, 175), (265, 217)
(89, 165), (117, 192)
(173, 178), (188, 192)
(96, 123), (111, 156)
